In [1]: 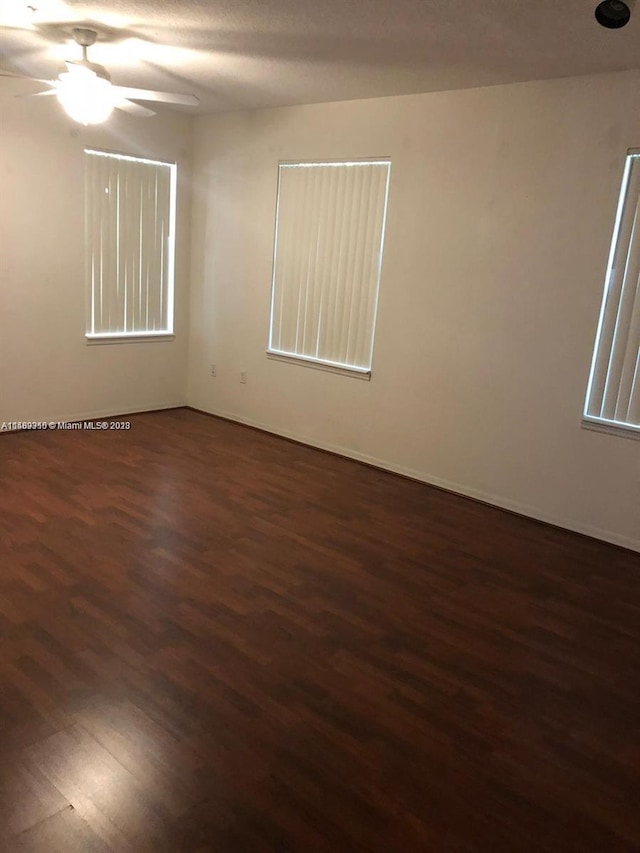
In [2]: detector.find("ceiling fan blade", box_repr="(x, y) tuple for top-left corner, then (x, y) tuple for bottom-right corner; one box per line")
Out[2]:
(111, 86), (199, 107)
(0, 70), (51, 83)
(64, 59), (110, 79)
(65, 60), (90, 74)
(114, 99), (156, 118)
(15, 87), (58, 98)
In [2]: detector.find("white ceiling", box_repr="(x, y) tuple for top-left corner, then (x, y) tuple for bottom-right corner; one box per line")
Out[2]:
(1, 0), (639, 114)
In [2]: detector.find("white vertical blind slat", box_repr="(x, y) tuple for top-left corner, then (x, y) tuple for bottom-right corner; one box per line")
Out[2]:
(122, 159), (132, 331)
(339, 165), (365, 365)
(96, 156), (105, 328)
(150, 158), (172, 329)
(115, 159), (123, 332)
(129, 160), (138, 331)
(144, 162), (151, 329)
(157, 166), (166, 331)
(308, 169), (324, 356)
(151, 169), (171, 329)
(300, 166), (316, 352)
(95, 156), (103, 332)
(106, 158), (118, 332)
(313, 166), (334, 358)
(282, 167), (304, 353)
(312, 166), (332, 358)
(286, 166), (302, 353)
(134, 164), (146, 331)
(311, 166), (330, 355)
(85, 154), (96, 333)
(353, 165), (387, 368)
(330, 165), (349, 363)
(296, 165), (313, 353)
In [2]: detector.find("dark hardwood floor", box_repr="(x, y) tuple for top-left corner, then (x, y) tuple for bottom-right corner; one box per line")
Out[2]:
(0, 408), (638, 852)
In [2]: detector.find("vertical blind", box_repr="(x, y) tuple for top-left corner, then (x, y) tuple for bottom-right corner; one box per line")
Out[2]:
(585, 151), (640, 431)
(269, 160), (391, 372)
(85, 149), (176, 337)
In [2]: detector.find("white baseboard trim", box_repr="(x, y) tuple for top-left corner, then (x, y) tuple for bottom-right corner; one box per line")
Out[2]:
(191, 404), (640, 554)
(56, 401), (188, 423)
(2, 402), (187, 433)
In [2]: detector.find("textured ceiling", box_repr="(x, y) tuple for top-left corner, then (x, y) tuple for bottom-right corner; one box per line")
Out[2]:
(1, 0), (639, 114)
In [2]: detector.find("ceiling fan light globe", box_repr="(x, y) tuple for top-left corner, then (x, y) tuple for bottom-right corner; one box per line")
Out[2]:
(56, 70), (115, 125)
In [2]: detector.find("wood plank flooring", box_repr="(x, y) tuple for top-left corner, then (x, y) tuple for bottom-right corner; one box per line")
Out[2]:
(0, 407), (638, 851)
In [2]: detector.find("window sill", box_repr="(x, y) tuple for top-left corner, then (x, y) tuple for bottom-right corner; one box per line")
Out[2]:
(581, 416), (639, 440)
(266, 350), (371, 380)
(86, 333), (176, 346)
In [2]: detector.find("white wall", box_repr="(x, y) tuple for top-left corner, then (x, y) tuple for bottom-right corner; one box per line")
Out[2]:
(0, 80), (193, 424)
(188, 71), (640, 551)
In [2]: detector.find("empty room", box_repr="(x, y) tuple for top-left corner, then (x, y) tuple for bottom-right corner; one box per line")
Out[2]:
(1, 0), (639, 850)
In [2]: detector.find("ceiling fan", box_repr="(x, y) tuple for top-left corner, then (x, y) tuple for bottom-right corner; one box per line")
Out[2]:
(1, 26), (199, 125)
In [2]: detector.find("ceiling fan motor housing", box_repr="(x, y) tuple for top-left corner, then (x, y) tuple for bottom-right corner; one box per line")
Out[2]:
(72, 28), (99, 48)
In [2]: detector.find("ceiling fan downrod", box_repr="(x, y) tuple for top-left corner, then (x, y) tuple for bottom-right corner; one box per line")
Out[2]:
(71, 27), (98, 62)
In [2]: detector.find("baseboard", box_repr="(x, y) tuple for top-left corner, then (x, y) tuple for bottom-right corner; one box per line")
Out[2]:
(1, 402), (187, 434)
(187, 405), (640, 554)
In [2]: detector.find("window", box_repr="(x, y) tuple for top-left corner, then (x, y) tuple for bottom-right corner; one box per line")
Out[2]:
(84, 149), (177, 341)
(584, 149), (640, 436)
(268, 160), (391, 376)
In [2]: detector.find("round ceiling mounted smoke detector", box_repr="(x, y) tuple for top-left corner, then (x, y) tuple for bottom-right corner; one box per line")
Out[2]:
(595, 0), (632, 28)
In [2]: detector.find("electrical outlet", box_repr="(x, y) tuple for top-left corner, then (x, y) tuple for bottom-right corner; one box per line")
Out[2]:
(210, 364), (217, 378)
(240, 371), (247, 384)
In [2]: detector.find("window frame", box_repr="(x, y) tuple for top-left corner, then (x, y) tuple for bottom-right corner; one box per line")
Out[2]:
(266, 157), (392, 379)
(84, 147), (178, 345)
(582, 148), (640, 440)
